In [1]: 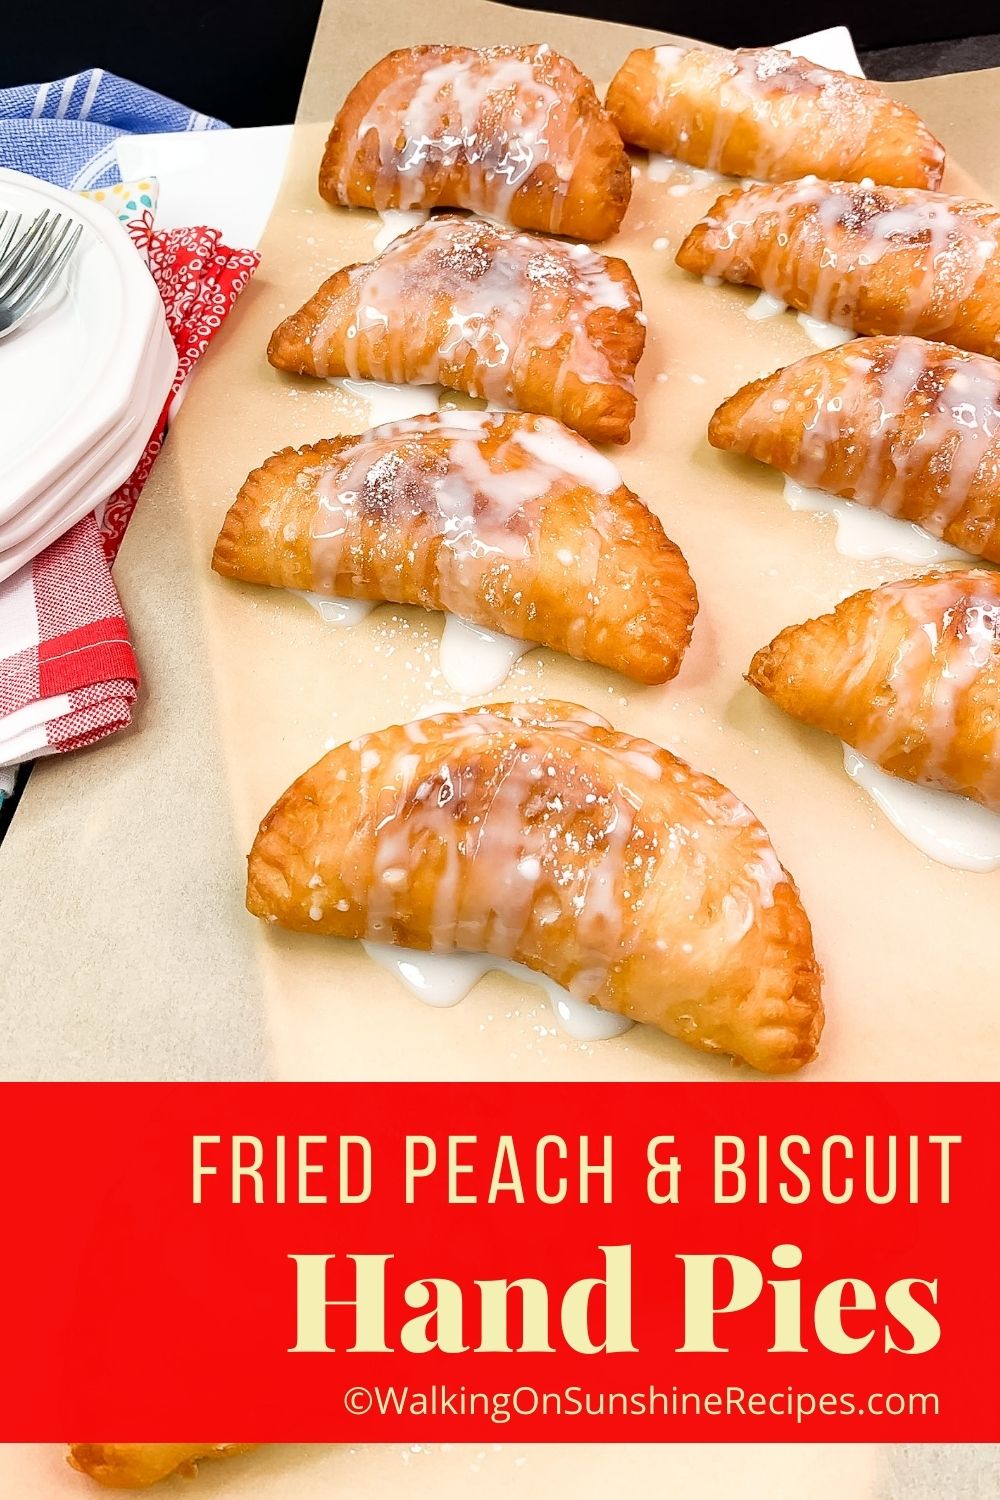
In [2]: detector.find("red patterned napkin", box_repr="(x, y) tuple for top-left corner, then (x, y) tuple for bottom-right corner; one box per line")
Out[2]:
(0, 221), (258, 797)
(101, 220), (259, 558)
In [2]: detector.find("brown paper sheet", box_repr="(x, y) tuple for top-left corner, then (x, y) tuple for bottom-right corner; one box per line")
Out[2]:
(2, 4), (999, 1087)
(0, 1440), (893, 1498)
(4, 1439), (997, 1498)
(1, 2), (999, 1493)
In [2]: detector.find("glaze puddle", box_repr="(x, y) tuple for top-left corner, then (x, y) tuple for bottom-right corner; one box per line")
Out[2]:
(291, 591), (534, 695)
(741, 289), (852, 349)
(292, 591), (375, 626)
(647, 156), (724, 193)
(746, 290), (785, 322)
(361, 941), (634, 1041)
(330, 377), (440, 426)
(783, 479), (969, 563)
(796, 312), (854, 349)
(439, 617), (534, 693)
(331, 376), (503, 427)
(844, 747), (1000, 872)
(373, 208), (429, 253)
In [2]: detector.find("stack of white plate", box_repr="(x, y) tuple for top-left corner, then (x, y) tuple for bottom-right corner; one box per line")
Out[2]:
(0, 168), (176, 582)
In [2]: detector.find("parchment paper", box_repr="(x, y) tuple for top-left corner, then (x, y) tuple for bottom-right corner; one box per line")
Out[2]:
(2, 1435), (998, 1497)
(2, 6), (999, 1093)
(0, 1436), (996, 1496)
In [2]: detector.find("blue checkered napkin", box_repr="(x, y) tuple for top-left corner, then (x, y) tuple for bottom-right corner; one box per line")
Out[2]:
(0, 67), (227, 191)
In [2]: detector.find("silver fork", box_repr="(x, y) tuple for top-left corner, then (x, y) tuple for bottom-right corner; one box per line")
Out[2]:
(0, 208), (83, 339)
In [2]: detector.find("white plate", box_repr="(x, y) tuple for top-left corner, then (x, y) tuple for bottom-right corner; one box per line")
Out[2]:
(0, 168), (169, 523)
(0, 319), (176, 580)
(0, 318), (175, 553)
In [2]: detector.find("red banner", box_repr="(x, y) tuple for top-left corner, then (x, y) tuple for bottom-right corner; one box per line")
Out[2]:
(2, 1082), (994, 1440)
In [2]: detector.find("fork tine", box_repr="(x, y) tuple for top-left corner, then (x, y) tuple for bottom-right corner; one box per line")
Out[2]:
(0, 210), (57, 296)
(0, 211), (21, 263)
(5, 222), (82, 324)
(37, 214), (74, 263)
(5, 217), (77, 306)
(5, 209), (50, 263)
(5, 208), (49, 251)
(0, 210), (43, 280)
(12, 221), (82, 309)
(0, 214), (67, 301)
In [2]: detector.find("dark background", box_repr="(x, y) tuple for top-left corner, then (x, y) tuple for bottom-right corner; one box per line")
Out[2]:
(3, 2), (999, 127)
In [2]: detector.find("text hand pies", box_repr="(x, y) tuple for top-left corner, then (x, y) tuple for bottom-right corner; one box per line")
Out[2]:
(266, 215), (645, 444)
(68, 1445), (259, 1489)
(213, 411), (697, 685)
(748, 570), (1000, 812)
(710, 337), (1000, 563)
(321, 43), (632, 241)
(607, 45), (944, 189)
(247, 701), (823, 1074)
(677, 181), (1000, 356)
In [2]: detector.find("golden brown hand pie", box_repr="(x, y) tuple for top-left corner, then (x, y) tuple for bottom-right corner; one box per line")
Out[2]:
(710, 336), (1000, 563)
(607, 45), (944, 189)
(267, 215), (645, 445)
(320, 43), (631, 241)
(677, 181), (1000, 356)
(247, 700), (823, 1074)
(68, 1445), (258, 1489)
(748, 569), (1000, 812)
(213, 411), (697, 685)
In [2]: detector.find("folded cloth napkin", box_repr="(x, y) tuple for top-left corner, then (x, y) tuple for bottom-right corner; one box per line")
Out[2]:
(0, 69), (225, 190)
(0, 77), (258, 805)
(0, 517), (137, 769)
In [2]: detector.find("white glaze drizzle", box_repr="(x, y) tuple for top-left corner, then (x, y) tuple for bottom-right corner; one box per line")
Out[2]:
(848, 571), (1000, 810)
(844, 746), (1000, 872)
(697, 181), (1000, 343)
(281, 411), (625, 693)
(783, 479), (967, 563)
(361, 942), (633, 1040)
(299, 706), (789, 1027)
(348, 712), (651, 1000)
(512, 418), (621, 492)
(648, 46), (939, 183)
(738, 337), (1000, 558)
(309, 408), (621, 614)
(314, 216), (636, 410)
(343, 45), (589, 230)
